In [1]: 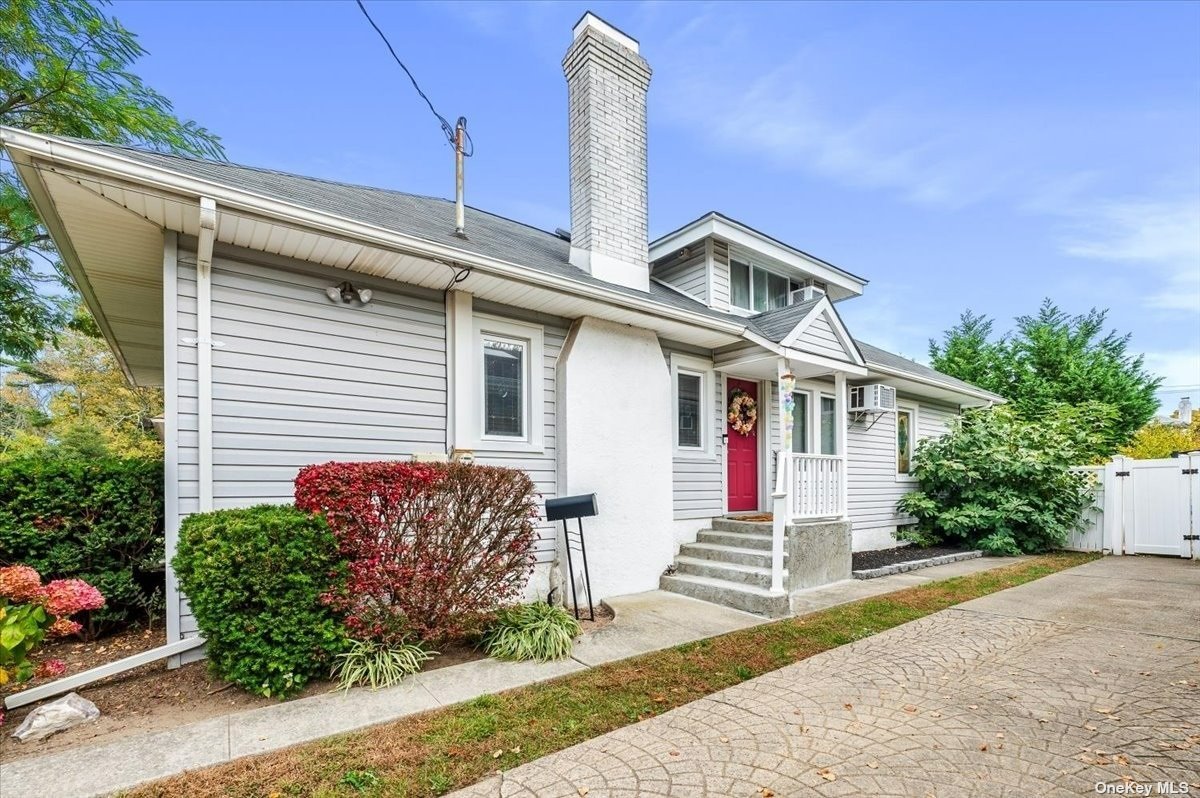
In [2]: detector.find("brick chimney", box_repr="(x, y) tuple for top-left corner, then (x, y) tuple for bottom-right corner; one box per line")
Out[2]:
(563, 12), (652, 292)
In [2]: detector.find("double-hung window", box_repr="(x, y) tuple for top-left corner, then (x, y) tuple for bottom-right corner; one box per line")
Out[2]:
(473, 315), (544, 451)
(731, 259), (790, 312)
(671, 355), (713, 457)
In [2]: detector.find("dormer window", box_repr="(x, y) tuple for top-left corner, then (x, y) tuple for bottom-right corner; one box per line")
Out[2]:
(731, 259), (790, 312)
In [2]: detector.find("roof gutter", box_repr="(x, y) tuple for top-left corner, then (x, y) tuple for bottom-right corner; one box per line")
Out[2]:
(864, 361), (1005, 405)
(0, 128), (747, 340)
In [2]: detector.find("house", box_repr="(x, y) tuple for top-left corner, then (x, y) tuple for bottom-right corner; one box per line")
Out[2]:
(1, 12), (1002, 642)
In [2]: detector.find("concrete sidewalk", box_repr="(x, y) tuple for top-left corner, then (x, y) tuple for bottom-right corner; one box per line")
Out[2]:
(2, 555), (1027, 797)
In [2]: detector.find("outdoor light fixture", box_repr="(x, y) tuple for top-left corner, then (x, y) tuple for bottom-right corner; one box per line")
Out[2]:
(325, 280), (373, 306)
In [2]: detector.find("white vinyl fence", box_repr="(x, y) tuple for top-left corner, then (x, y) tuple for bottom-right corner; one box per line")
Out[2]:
(1066, 454), (1199, 558)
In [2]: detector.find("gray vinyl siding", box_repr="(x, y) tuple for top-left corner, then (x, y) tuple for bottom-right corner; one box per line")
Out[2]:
(711, 240), (731, 311)
(173, 250), (571, 635)
(794, 314), (849, 361)
(845, 395), (958, 536)
(653, 247), (708, 303)
(662, 341), (724, 520)
(176, 249), (448, 635)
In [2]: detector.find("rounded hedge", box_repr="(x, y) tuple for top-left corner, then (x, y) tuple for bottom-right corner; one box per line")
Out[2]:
(0, 454), (163, 635)
(172, 505), (346, 698)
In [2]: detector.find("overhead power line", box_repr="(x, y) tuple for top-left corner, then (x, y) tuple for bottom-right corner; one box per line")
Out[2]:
(354, 0), (473, 157)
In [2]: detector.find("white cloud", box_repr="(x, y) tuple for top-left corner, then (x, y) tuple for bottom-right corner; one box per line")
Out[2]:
(1144, 348), (1200, 390)
(1058, 196), (1200, 313)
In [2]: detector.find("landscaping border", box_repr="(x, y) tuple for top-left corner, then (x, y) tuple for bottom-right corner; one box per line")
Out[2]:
(852, 549), (983, 579)
(110, 552), (1097, 798)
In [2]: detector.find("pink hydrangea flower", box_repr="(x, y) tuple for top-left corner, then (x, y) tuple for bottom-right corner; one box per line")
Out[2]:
(34, 659), (67, 679)
(41, 579), (105, 616)
(48, 617), (83, 638)
(0, 565), (43, 603)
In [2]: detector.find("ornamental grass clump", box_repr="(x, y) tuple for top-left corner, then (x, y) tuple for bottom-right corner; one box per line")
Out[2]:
(0, 565), (105, 693)
(295, 461), (539, 644)
(483, 602), (581, 662)
(897, 405), (1094, 556)
(331, 637), (435, 692)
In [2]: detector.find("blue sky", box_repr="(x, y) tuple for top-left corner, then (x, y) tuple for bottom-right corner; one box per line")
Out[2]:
(113, 0), (1200, 409)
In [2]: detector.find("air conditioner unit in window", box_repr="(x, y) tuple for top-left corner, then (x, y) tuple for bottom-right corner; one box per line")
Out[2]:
(849, 384), (897, 413)
(789, 285), (827, 305)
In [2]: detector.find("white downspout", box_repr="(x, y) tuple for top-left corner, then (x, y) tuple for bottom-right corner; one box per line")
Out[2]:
(196, 197), (217, 513)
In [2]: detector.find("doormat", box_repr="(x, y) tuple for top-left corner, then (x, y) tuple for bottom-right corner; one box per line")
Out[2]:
(729, 513), (773, 522)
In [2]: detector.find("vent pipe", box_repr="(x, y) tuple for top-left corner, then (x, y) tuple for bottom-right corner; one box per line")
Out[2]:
(454, 116), (467, 237)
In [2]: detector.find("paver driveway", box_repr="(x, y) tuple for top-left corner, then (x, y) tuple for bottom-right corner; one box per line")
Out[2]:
(452, 556), (1200, 797)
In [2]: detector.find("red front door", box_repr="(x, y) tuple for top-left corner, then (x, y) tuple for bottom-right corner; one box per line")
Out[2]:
(726, 379), (759, 512)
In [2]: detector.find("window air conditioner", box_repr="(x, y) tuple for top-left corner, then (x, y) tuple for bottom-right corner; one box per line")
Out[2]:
(849, 384), (897, 413)
(789, 285), (827, 305)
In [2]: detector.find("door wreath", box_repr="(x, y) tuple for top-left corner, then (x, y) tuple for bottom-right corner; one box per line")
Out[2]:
(727, 389), (758, 435)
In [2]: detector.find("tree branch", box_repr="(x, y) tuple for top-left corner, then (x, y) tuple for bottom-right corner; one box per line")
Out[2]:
(0, 235), (51, 256)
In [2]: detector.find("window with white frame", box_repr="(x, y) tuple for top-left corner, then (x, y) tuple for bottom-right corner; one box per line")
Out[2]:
(820, 395), (837, 455)
(671, 354), (713, 456)
(896, 405), (917, 476)
(730, 259), (791, 312)
(473, 315), (544, 451)
(791, 390), (810, 453)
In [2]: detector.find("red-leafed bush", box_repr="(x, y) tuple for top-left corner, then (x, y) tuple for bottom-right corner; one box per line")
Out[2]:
(294, 461), (539, 642)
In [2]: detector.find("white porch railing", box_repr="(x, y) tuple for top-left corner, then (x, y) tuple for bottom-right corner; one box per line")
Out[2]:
(790, 454), (845, 519)
(770, 451), (848, 594)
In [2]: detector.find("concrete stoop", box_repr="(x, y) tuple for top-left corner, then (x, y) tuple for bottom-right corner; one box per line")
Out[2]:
(660, 518), (791, 618)
(660, 516), (853, 618)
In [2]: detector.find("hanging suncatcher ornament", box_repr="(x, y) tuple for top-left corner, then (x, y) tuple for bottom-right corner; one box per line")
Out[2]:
(727, 389), (758, 436)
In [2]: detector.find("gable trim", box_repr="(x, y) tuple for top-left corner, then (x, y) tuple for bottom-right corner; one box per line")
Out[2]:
(779, 297), (865, 366)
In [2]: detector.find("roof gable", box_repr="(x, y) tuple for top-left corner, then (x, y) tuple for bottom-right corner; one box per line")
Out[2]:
(751, 297), (864, 366)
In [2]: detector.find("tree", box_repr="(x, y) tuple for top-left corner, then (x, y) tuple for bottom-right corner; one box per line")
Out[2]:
(1120, 412), (1200, 460)
(1, 0), (223, 359)
(930, 299), (1161, 457)
(897, 405), (1096, 556)
(1, 306), (162, 458)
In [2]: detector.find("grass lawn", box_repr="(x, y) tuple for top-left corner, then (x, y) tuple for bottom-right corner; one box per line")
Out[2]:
(126, 551), (1099, 798)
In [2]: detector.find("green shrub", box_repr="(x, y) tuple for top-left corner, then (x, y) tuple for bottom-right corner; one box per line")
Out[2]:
(897, 406), (1093, 555)
(0, 454), (163, 634)
(483, 602), (581, 662)
(331, 637), (434, 692)
(173, 505), (346, 698)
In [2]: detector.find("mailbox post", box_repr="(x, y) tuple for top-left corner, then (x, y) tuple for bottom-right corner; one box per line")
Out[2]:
(545, 493), (598, 621)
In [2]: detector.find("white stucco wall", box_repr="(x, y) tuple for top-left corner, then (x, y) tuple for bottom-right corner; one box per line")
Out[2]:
(558, 317), (674, 600)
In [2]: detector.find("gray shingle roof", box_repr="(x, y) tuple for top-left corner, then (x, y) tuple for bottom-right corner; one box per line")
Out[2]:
(855, 340), (1004, 400)
(747, 298), (823, 342)
(66, 138), (739, 324)
(54, 137), (1000, 401)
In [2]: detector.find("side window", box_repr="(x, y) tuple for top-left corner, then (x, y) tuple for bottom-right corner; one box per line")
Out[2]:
(896, 408), (913, 474)
(677, 371), (703, 449)
(483, 337), (526, 438)
(791, 391), (810, 453)
(820, 396), (836, 455)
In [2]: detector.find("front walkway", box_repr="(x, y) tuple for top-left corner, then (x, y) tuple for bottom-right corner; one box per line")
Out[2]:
(452, 556), (1200, 797)
(1, 557), (1029, 797)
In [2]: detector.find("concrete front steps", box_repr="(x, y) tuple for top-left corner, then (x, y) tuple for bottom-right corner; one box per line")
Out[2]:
(660, 518), (791, 618)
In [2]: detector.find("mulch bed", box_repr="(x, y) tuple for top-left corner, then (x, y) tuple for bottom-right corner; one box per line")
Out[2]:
(852, 545), (973, 572)
(2, 605), (614, 763)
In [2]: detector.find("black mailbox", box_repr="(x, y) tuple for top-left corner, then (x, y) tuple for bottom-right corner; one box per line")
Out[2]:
(545, 493), (597, 522)
(545, 493), (598, 621)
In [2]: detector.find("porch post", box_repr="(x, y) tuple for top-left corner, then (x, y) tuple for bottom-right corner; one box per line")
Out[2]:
(770, 358), (792, 594)
(834, 371), (848, 517)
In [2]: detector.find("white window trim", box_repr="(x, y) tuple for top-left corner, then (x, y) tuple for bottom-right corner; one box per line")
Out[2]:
(671, 353), (715, 459)
(895, 402), (919, 482)
(819, 392), (838, 456)
(790, 388), (813, 454)
(472, 313), (544, 453)
(728, 247), (798, 313)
